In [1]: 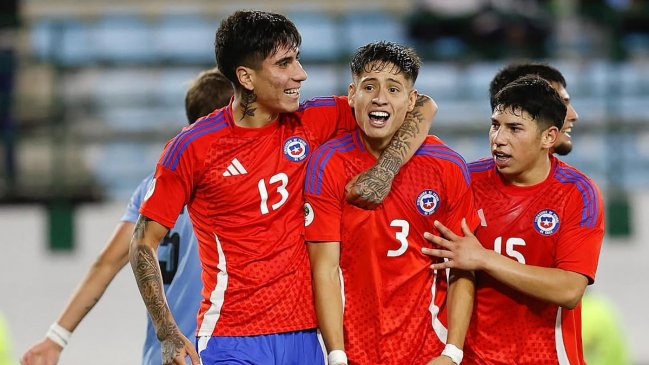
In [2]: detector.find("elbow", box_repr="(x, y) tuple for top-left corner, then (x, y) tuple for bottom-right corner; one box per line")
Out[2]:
(558, 286), (587, 309)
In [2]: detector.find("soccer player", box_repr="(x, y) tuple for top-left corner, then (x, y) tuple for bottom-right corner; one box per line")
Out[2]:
(305, 41), (478, 365)
(489, 62), (579, 156)
(129, 11), (436, 365)
(20, 68), (233, 365)
(423, 76), (604, 364)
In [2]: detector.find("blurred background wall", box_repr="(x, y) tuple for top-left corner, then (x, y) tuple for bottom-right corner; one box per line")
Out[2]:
(0, 0), (647, 364)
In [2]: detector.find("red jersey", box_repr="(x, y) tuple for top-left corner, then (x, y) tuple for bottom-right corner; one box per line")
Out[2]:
(465, 156), (604, 365)
(140, 96), (356, 336)
(305, 133), (479, 365)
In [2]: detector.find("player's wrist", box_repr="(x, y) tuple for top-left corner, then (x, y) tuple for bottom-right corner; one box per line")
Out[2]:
(46, 322), (72, 349)
(441, 343), (463, 365)
(327, 349), (348, 365)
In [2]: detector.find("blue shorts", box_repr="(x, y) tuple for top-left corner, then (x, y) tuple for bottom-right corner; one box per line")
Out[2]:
(197, 329), (325, 365)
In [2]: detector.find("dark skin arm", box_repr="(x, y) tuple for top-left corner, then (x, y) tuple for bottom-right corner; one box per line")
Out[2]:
(346, 94), (436, 209)
(129, 215), (199, 365)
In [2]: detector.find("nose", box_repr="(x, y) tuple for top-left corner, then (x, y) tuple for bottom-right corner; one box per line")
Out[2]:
(491, 127), (506, 147)
(565, 103), (578, 123)
(372, 87), (388, 105)
(294, 62), (307, 82)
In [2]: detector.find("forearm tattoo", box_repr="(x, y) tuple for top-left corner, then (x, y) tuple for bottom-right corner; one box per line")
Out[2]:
(240, 90), (257, 120)
(352, 95), (428, 203)
(130, 216), (184, 361)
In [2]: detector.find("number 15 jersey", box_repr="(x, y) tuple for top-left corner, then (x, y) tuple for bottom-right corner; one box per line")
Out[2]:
(466, 156), (604, 365)
(140, 97), (356, 337)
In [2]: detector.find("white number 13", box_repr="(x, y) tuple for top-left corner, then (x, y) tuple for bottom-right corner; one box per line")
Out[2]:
(258, 173), (289, 214)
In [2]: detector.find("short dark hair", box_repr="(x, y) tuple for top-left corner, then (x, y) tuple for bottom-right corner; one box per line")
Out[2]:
(185, 68), (233, 124)
(492, 75), (567, 131)
(490, 62), (566, 110)
(215, 10), (301, 88)
(350, 41), (421, 85)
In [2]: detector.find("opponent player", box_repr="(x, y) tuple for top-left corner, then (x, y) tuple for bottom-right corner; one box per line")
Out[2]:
(423, 76), (604, 364)
(20, 68), (232, 365)
(305, 41), (478, 365)
(489, 62), (579, 156)
(130, 11), (436, 365)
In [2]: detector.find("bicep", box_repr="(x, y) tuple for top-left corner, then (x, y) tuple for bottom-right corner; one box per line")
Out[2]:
(131, 215), (169, 250)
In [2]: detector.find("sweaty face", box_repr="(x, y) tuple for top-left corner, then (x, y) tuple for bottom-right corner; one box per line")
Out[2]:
(348, 61), (417, 155)
(549, 81), (579, 156)
(490, 106), (555, 186)
(250, 45), (307, 116)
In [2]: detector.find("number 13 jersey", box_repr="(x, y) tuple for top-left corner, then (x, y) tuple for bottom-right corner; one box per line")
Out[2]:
(140, 97), (356, 337)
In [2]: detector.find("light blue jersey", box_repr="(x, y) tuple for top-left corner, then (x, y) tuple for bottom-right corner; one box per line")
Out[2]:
(122, 173), (202, 365)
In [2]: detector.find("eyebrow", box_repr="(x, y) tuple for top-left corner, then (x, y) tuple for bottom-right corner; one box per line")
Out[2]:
(360, 77), (405, 86)
(274, 55), (295, 65)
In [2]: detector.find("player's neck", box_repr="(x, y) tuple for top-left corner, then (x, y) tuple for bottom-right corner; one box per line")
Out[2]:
(359, 134), (392, 159)
(503, 154), (553, 187)
(231, 97), (279, 128)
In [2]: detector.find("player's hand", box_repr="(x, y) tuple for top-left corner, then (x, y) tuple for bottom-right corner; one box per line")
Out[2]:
(160, 332), (200, 365)
(20, 338), (63, 365)
(425, 355), (455, 365)
(422, 218), (486, 271)
(345, 166), (394, 210)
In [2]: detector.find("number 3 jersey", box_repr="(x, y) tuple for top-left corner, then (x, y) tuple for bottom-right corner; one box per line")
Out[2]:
(465, 156), (604, 365)
(304, 133), (479, 365)
(140, 97), (356, 337)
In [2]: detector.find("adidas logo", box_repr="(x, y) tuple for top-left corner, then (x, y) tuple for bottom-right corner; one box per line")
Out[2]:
(223, 158), (248, 176)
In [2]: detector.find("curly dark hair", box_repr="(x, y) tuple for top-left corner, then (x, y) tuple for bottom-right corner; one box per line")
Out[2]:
(215, 10), (301, 88)
(489, 62), (566, 110)
(350, 41), (421, 85)
(492, 75), (567, 131)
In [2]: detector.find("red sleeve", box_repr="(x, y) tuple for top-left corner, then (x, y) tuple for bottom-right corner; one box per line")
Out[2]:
(298, 96), (356, 146)
(555, 184), (605, 283)
(304, 150), (347, 242)
(139, 135), (201, 229)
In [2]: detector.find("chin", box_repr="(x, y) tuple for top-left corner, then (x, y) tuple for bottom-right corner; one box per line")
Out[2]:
(553, 143), (573, 156)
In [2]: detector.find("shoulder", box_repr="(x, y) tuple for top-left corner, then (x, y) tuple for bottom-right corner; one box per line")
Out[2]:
(552, 159), (602, 226)
(415, 136), (470, 184)
(160, 109), (230, 171)
(309, 132), (360, 164)
(298, 96), (345, 112)
(552, 160), (601, 196)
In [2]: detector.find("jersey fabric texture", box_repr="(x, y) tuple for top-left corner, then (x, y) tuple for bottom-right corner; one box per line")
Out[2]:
(140, 97), (356, 337)
(197, 329), (324, 365)
(304, 132), (479, 365)
(122, 174), (202, 365)
(465, 155), (604, 365)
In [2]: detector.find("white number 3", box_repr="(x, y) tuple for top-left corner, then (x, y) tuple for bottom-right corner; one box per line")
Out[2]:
(388, 219), (410, 257)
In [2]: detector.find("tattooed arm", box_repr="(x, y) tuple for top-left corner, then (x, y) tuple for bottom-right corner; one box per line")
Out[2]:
(346, 94), (437, 209)
(129, 215), (199, 365)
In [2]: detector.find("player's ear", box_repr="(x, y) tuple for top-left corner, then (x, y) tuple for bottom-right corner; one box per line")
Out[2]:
(407, 89), (418, 112)
(542, 126), (559, 149)
(236, 66), (255, 92)
(347, 82), (356, 106)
